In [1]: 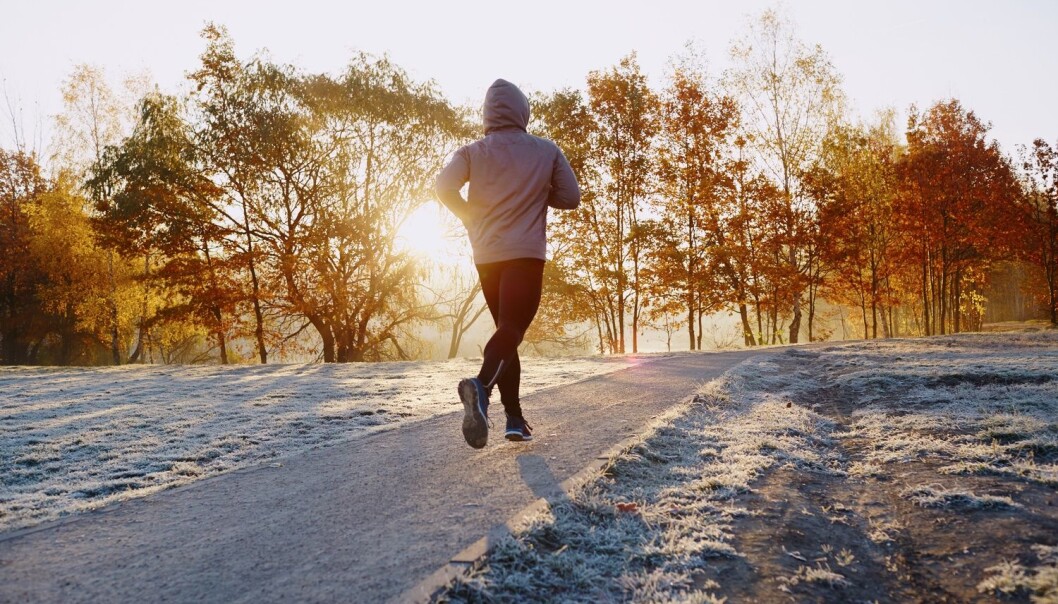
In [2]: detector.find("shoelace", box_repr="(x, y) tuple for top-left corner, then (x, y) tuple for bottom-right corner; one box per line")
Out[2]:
(478, 381), (494, 428)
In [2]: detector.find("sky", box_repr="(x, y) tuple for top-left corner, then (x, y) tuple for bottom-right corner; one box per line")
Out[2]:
(2, 0), (1057, 156)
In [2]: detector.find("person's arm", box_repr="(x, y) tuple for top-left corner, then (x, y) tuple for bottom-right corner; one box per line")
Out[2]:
(547, 147), (581, 210)
(435, 147), (472, 224)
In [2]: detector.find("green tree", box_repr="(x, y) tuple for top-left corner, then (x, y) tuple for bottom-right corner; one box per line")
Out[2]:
(90, 92), (240, 363)
(53, 64), (141, 363)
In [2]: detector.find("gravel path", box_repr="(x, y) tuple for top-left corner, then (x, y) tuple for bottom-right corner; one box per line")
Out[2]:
(0, 350), (762, 604)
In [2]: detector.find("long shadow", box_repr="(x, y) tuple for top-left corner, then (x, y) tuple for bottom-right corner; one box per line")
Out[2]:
(516, 453), (569, 504)
(460, 453), (571, 565)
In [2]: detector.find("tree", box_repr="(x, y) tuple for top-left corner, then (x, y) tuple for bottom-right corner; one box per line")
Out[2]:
(89, 92), (240, 363)
(53, 64), (141, 364)
(531, 89), (617, 353)
(431, 264), (487, 359)
(283, 55), (466, 362)
(188, 24), (277, 363)
(726, 8), (844, 343)
(0, 150), (47, 364)
(26, 177), (115, 363)
(721, 138), (787, 345)
(585, 54), (659, 353)
(1016, 139), (1058, 325)
(896, 99), (1020, 334)
(656, 56), (750, 348)
(807, 115), (900, 339)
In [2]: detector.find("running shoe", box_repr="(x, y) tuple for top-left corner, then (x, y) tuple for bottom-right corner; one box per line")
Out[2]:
(504, 414), (533, 442)
(458, 377), (490, 449)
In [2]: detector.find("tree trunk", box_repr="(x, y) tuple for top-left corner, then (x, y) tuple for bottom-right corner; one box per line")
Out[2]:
(754, 296), (764, 345)
(108, 251), (121, 365)
(687, 212), (696, 351)
(860, 290), (869, 340)
(241, 199), (267, 364)
(320, 328), (336, 363)
(687, 290), (696, 351)
(594, 314), (605, 355)
(939, 264), (948, 336)
(739, 303), (755, 346)
(921, 254), (930, 336)
(953, 269), (962, 334)
(807, 275), (817, 343)
(617, 208), (626, 355)
(789, 290), (802, 344)
(216, 315), (229, 365)
(203, 242), (228, 365)
(696, 294), (704, 350)
(127, 252), (152, 364)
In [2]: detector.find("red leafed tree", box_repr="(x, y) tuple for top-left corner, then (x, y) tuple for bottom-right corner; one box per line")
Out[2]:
(895, 99), (1021, 335)
(1017, 139), (1058, 325)
(655, 57), (740, 349)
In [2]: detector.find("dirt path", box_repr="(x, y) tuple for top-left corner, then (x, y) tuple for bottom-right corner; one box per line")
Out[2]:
(0, 350), (764, 604)
(700, 347), (1058, 603)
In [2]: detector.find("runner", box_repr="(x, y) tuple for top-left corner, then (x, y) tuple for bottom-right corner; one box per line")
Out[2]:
(435, 78), (581, 448)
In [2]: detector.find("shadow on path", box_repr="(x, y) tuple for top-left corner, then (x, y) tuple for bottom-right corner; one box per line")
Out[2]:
(516, 454), (568, 504)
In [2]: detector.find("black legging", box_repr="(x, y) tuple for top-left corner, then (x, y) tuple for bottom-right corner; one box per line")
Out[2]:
(475, 257), (545, 418)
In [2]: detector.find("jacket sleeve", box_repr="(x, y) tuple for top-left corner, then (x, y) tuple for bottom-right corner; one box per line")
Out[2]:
(547, 147), (581, 210)
(435, 147), (471, 223)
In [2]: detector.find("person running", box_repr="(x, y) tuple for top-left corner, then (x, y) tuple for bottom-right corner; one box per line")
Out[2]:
(435, 78), (580, 449)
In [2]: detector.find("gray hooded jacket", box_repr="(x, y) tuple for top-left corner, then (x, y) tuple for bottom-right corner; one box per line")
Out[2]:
(435, 79), (580, 265)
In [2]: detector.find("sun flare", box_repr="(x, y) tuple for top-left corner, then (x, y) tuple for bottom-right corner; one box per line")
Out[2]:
(396, 202), (467, 263)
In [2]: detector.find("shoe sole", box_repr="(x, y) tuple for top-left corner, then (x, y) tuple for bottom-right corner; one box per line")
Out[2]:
(504, 431), (532, 442)
(458, 379), (488, 449)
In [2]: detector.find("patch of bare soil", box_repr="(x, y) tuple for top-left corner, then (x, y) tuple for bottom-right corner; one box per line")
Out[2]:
(702, 350), (1058, 603)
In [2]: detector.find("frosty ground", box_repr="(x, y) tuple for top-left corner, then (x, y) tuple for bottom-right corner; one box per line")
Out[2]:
(441, 331), (1058, 603)
(0, 354), (639, 533)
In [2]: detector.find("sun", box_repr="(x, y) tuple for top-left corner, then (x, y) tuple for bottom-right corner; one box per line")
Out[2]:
(395, 202), (468, 263)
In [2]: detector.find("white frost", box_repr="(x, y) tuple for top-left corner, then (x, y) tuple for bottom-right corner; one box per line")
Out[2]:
(0, 355), (639, 532)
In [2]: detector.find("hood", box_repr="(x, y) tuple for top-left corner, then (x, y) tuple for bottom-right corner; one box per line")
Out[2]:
(483, 79), (529, 134)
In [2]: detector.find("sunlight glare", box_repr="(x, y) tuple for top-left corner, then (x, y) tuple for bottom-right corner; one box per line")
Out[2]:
(396, 202), (467, 264)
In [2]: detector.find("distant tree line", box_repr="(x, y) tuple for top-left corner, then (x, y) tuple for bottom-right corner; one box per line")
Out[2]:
(1, 11), (1055, 365)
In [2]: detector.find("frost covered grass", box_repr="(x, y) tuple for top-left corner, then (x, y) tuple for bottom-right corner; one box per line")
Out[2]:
(781, 564), (850, 589)
(901, 485), (1020, 510)
(979, 545), (1058, 603)
(816, 331), (1058, 486)
(0, 355), (634, 533)
(439, 330), (1058, 602)
(440, 353), (843, 603)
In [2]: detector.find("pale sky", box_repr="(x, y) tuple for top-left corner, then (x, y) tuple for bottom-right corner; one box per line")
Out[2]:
(2, 0), (1056, 156)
